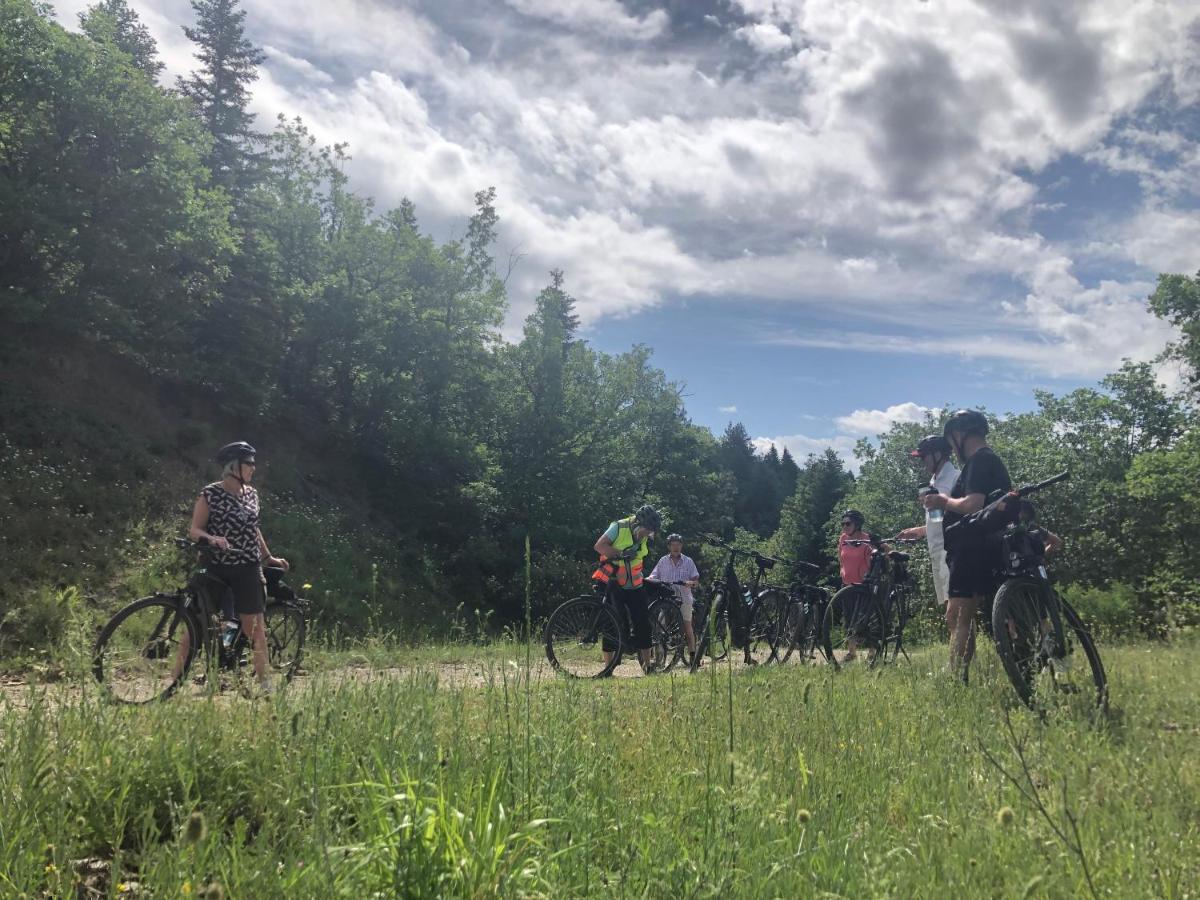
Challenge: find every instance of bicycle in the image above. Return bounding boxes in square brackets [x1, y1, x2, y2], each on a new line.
[689, 537, 789, 672]
[92, 538, 308, 703]
[543, 574, 683, 678]
[822, 535, 913, 667]
[643, 579, 695, 673]
[946, 471, 1107, 709]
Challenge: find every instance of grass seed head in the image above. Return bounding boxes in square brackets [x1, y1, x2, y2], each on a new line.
[797, 809, 812, 825]
[996, 806, 1015, 826]
[183, 811, 208, 845]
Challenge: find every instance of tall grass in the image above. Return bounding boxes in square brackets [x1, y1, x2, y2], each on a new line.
[0, 643, 1196, 897]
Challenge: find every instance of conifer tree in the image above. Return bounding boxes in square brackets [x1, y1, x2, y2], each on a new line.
[79, 0, 164, 77]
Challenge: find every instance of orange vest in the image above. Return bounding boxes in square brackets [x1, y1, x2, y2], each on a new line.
[591, 517, 649, 589]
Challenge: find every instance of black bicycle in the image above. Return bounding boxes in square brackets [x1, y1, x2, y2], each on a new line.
[822, 535, 914, 667]
[92, 538, 308, 703]
[543, 574, 683, 678]
[948, 471, 1107, 709]
[689, 537, 789, 672]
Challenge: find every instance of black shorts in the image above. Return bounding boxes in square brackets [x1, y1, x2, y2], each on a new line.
[946, 543, 1000, 600]
[207, 563, 266, 616]
[601, 584, 652, 652]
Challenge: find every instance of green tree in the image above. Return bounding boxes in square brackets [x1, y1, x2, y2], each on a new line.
[178, 0, 265, 192]
[771, 448, 854, 577]
[79, 0, 163, 77]
[1148, 270, 1200, 398]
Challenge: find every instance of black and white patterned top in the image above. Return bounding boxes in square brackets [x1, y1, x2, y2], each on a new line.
[200, 482, 262, 566]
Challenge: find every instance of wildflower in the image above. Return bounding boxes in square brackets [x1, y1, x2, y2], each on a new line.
[797, 809, 812, 824]
[183, 811, 208, 845]
[182, 882, 193, 896]
[996, 806, 1015, 826]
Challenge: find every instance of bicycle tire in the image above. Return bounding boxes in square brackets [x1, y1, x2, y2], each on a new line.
[1056, 597, 1108, 711]
[774, 597, 806, 664]
[747, 588, 788, 664]
[822, 585, 885, 667]
[992, 577, 1049, 706]
[93, 594, 199, 704]
[264, 602, 307, 682]
[648, 598, 686, 673]
[690, 593, 730, 672]
[544, 597, 623, 678]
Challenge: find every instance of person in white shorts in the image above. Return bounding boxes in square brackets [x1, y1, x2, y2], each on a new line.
[896, 435, 959, 606]
[649, 534, 701, 658]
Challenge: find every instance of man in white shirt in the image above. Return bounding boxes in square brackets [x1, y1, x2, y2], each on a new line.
[648, 533, 701, 658]
[896, 435, 960, 606]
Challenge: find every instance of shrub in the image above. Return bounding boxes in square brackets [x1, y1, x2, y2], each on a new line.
[1058, 582, 1137, 637]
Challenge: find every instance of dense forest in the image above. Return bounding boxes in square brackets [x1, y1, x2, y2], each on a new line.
[1, 0, 1197, 658]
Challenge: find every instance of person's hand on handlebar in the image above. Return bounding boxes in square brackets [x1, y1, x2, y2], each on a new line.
[205, 535, 230, 551]
[895, 526, 925, 541]
[267, 555, 290, 571]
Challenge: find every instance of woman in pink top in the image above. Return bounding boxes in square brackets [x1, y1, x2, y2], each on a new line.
[837, 509, 872, 660]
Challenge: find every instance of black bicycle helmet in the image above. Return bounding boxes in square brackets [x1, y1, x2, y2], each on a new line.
[942, 409, 989, 439]
[215, 441, 256, 465]
[666, 532, 683, 544]
[634, 504, 662, 533]
[842, 509, 865, 529]
[910, 434, 951, 459]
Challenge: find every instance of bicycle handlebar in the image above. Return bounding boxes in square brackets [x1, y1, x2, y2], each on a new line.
[944, 470, 1070, 536]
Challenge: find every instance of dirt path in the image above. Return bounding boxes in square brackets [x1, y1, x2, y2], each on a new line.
[0, 650, 841, 710]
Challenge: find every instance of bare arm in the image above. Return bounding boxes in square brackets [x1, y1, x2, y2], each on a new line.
[189, 495, 229, 550]
[1043, 530, 1064, 556]
[896, 525, 928, 540]
[924, 491, 986, 516]
[595, 534, 617, 558]
[258, 528, 289, 570]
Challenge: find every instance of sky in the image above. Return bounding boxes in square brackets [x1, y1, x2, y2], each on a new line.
[55, 0, 1200, 463]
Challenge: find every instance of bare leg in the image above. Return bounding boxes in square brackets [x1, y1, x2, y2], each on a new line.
[946, 596, 978, 677]
[683, 620, 697, 655]
[240, 612, 268, 684]
[172, 630, 191, 681]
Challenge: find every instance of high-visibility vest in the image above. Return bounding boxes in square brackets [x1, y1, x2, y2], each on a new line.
[591, 516, 649, 589]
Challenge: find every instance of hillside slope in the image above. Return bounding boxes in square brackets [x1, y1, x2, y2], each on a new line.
[0, 329, 418, 662]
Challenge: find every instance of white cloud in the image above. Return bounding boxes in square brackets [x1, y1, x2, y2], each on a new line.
[835, 402, 932, 436]
[718, 404, 738, 413]
[263, 45, 333, 84]
[736, 23, 792, 55]
[504, 0, 668, 39]
[753, 433, 862, 471]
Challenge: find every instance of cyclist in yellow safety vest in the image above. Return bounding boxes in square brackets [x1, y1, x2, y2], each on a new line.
[593, 504, 662, 672]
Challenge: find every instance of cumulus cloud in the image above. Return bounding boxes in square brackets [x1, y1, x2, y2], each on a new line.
[835, 402, 933, 436]
[53, 0, 1200, 377]
[718, 404, 738, 413]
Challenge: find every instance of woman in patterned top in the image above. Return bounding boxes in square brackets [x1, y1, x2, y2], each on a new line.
[188, 441, 289, 691]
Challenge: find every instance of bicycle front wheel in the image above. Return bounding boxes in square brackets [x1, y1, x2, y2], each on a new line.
[648, 599, 686, 673]
[774, 598, 805, 664]
[992, 577, 1051, 707]
[544, 597, 623, 678]
[822, 585, 884, 667]
[1056, 597, 1108, 711]
[93, 595, 198, 704]
[746, 589, 788, 665]
[264, 602, 307, 682]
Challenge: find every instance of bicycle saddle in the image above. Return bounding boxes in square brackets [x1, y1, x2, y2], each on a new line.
[888, 551, 910, 562]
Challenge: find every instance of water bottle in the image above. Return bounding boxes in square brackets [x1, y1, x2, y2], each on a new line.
[221, 620, 240, 649]
[921, 486, 943, 523]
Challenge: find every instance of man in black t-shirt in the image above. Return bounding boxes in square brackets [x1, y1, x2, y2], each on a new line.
[922, 410, 1012, 682]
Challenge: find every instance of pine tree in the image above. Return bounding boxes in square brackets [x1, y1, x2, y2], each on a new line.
[79, 0, 164, 77]
[178, 0, 264, 191]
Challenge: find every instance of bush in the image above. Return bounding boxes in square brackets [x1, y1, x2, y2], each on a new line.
[1058, 582, 1137, 637]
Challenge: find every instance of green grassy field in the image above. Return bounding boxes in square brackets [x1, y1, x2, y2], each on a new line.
[1, 642, 1197, 898]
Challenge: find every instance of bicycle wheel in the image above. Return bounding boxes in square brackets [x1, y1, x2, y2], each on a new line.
[648, 599, 686, 673]
[774, 598, 805, 664]
[1055, 598, 1108, 711]
[992, 577, 1052, 706]
[822, 585, 884, 667]
[690, 594, 729, 671]
[874, 585, 907, 666]
[264, 602, 306, 682]
[544, 597, 623, 678]
[802, 590, 829, 664]
[93, 595, 198, 704]
[746, 588, 788, 664]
